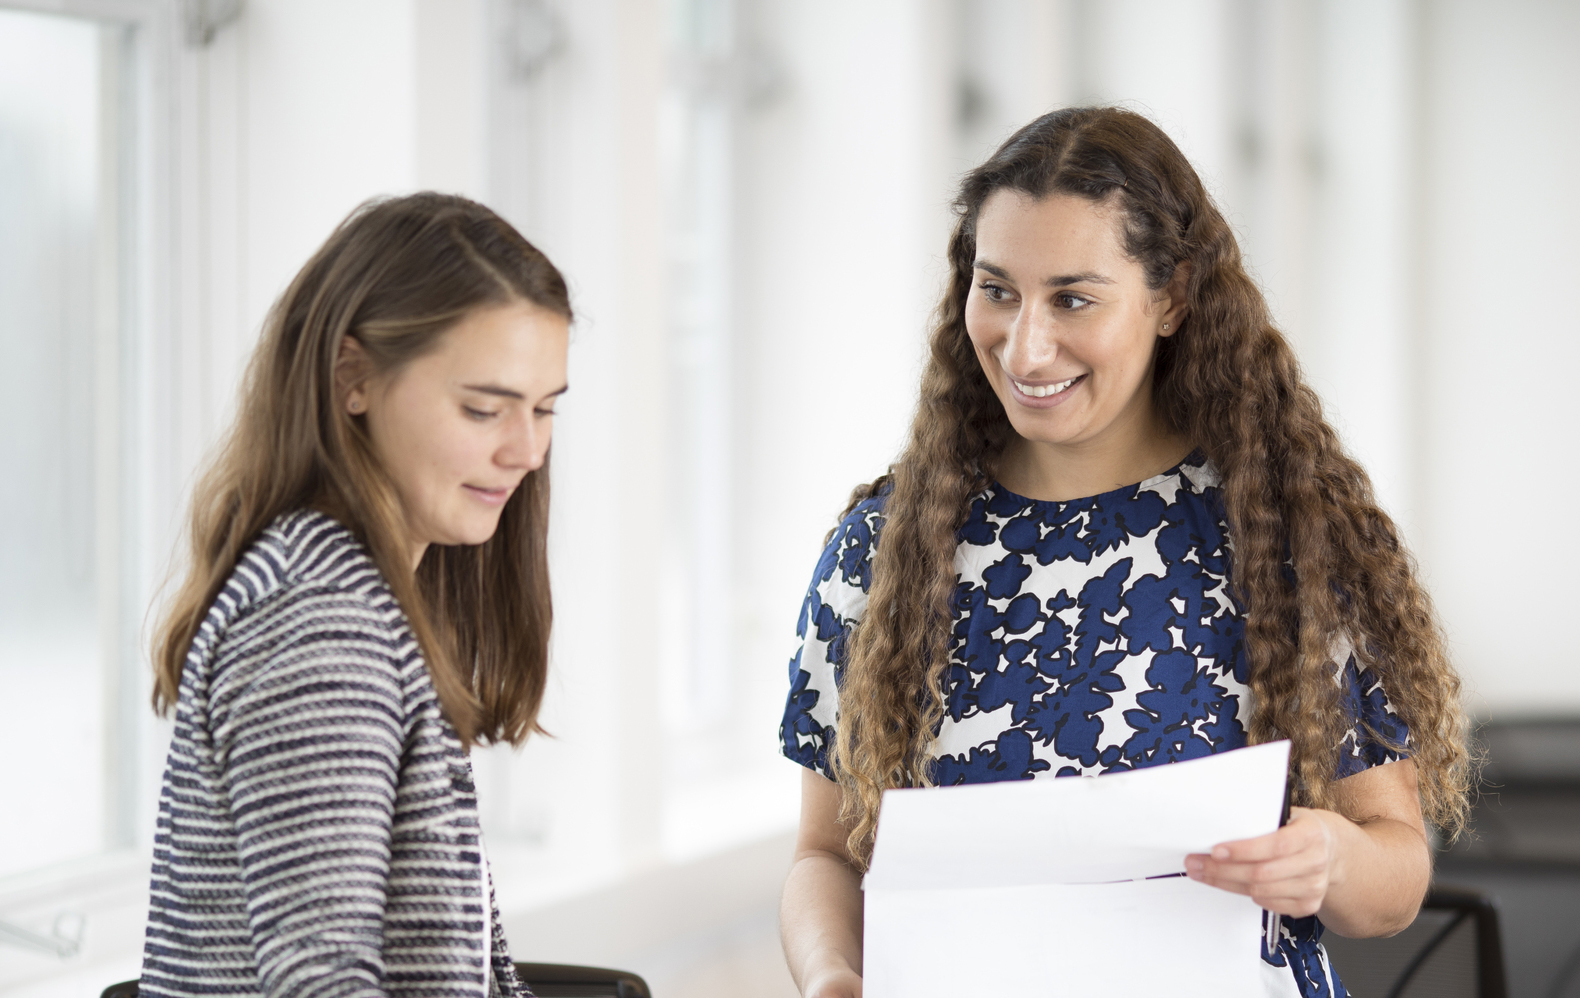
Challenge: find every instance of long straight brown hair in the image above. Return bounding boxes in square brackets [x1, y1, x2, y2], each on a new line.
[831, 107, 1469, 864]
[152, 192, 570, 747]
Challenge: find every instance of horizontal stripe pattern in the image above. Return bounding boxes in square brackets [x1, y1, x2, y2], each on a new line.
[141, 510, 526, 998]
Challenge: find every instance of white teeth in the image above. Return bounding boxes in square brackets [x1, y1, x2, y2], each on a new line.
[1014, 376, 1079, 398]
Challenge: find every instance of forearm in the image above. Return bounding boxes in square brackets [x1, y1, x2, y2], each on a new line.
[780, 850, 864, 992]
[1316, 812, 1431, 938]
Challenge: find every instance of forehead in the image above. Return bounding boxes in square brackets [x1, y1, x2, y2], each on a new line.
[431, 302, 568, 381]
[973, 189, 1130, 272]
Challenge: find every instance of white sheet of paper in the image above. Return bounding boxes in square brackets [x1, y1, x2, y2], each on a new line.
[865, 876, 1265, 997]
[862, 741, 1290, 998]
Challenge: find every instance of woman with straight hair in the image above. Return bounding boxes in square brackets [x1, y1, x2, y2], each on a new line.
[778, 107, 1469, 997]
[141, 192, 570, 998]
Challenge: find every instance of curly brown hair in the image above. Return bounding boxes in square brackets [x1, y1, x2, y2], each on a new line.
[829, 106, 1469, 866]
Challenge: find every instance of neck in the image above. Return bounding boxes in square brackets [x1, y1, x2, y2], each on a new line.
[996, 400, 1192, 503]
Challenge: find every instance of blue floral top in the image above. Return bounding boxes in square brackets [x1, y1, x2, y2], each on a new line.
[779, 452, 1409, 998]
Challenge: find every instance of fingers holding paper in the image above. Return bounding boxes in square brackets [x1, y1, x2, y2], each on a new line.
[1183, 807, 1342, 918]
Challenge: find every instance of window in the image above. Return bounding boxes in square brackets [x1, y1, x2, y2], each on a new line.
[659, 0, 737, 757]
[0, 5, 132, 883]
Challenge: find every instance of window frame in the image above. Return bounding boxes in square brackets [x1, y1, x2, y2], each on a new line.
[0, 0, 184, 981]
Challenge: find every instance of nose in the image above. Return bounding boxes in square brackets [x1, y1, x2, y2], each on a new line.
[497, 410, 550, 473]
[999, 298, 1061, 377]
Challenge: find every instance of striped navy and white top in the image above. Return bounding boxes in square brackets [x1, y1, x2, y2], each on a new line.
[141, 510, 528, 998]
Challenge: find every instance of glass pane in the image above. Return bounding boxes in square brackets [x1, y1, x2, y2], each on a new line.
[0, 8, 107, 878]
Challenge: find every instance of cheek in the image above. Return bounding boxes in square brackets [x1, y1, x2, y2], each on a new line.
[373, 412, 434, 491]
[963, 302, 1010, 382]
[424, 423, 492, 482]
[372, 397, 467, 495]
[963, 297, 999, 351]
[1082, 321, 1155, 381]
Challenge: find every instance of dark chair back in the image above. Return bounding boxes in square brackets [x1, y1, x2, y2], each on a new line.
[1322, 885, 1508, 998]
[514, 962, 651, 998]
[103, 964, 652, 998]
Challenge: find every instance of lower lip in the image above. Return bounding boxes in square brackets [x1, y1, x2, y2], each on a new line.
[463, 485, 512, 506]
[1007, 375, 1085, 409]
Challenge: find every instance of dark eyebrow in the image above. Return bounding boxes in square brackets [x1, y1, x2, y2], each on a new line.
[460, 383, 570, 400]
[973, 259, 1116, 288]
[461, 383, 525, 400]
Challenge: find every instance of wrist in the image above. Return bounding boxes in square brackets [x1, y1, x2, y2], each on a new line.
[802, 941, 865, 985]
[804, 948, 859, 980]
[802, 955, 862, 998]
[1314, 807, 1354, 893]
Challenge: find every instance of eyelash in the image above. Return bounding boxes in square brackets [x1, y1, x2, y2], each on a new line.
[467, 405, 558, 421]
[978, 283, 1091, 310]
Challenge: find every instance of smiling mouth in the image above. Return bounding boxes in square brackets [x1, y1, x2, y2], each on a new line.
[1011, 374, 1084, 398]
[463, 484, 515, 504]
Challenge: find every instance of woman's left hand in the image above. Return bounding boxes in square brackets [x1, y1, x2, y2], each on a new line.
[1184, 806, 1343, 919]
[1186, 762, 1431, 938]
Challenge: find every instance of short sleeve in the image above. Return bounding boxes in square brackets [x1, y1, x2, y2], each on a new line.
[1334, 646, 1411, 780]
[779, 496, 886, 780]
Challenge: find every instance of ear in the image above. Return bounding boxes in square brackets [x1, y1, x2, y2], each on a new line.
[1158, 260, 1193, 338]
[335, 335, 374, 415]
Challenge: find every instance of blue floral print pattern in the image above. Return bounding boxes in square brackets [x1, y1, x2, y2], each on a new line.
[779, 453, 1409, 998]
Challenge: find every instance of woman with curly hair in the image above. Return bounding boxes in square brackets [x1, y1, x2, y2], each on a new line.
[778, 107, 1468, 998]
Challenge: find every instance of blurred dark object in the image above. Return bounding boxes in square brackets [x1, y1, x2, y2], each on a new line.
[1445, 718, 1580, 866]
[1324, 884, 1507, 998]
[1435, 717, 1580, 998]
[101, 963, 652, 998]
[515, 962, 651, 998]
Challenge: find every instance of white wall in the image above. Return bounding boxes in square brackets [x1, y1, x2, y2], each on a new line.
[732, 0, 956, 794]
[1080, 0, 1240, 206]
[1303, 0, 1414, 521]
[1414, 0, 1580, 715]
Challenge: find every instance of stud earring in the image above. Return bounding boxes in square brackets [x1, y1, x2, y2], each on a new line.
[1163, 323, 1170, 331]
[348, 399, 364, 414]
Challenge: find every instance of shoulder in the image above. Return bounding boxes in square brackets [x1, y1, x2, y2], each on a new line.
[811, 491, 888, 597]
[221, 509, 396, 625]
[793, 489, 888, 651]
[192, 510, 414, 701]
[1152, 452, 1233, 562]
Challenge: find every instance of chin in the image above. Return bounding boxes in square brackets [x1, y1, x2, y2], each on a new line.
[433, 513, 506, 549]
[1008, 414, 1076, 447]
